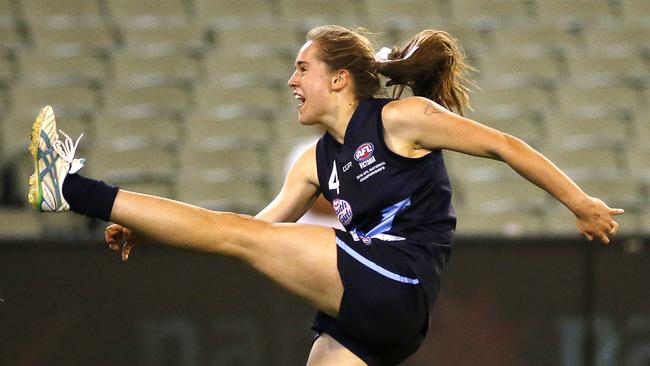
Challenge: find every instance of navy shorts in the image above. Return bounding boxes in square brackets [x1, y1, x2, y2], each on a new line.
[311, 229, 431, 365]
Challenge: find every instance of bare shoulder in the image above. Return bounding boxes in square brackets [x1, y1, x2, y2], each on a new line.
[383, 96, 445, 125]
[382, 97, 446, 143]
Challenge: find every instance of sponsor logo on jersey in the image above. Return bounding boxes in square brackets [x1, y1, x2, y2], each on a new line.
[342, 161, 353, 172]
[359, 156, 376, 169]
[354, 142, 374, 162]
[350, 231, 372, 245]
[333, 198, 353, 226]
[354, 142, 377, 168]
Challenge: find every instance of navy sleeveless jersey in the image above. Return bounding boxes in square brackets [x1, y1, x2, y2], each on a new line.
[315, 98, 456, 306]
[316, 98, 456, 246]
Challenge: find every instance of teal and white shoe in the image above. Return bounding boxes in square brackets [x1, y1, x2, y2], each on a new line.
[28, 105, 86, 212]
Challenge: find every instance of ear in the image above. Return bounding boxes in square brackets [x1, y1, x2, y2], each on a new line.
[330, 69, 350, 91]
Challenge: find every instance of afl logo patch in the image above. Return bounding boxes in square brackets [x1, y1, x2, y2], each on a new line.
[332, 198, 353, 226]
[354, 142, 374, 162]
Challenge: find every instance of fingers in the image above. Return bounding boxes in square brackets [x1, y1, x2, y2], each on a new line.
[105, 224, 124, 246]
[584, 231, 610, 245]
[122, 242, 133, 262]
[578, 198, 623, 245]
[106, 227, 123, 251]
[585, 220, 619, 245]
[109, 240, 133, 261]
[601, 218, 620, 244]
[597, 233, 610, 245]
[609, 221, 619, 236]
[105, 224, 135, 261]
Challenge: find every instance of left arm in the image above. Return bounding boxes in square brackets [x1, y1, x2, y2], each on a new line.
[382, 97, 624, 243]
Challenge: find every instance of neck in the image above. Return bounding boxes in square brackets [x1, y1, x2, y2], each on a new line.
[323, 98, 359, 144]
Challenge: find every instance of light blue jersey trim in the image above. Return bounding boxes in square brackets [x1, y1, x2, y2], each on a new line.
[336, 237, 419, 285]
[354, 197, 411, 238]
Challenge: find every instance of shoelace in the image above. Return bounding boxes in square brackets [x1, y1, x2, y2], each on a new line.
[53, 129, 86, 174]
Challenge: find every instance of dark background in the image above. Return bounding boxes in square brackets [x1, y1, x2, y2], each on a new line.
[1, 236, 647, 366]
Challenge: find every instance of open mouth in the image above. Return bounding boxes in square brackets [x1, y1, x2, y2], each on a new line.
[293, 93, 305, 108]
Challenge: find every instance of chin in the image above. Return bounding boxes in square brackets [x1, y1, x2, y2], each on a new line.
[297, 113, 314, 125]
[299, 118, 319, 126]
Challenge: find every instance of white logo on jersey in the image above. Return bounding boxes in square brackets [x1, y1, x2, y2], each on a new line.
[350, 231, 372, 245]
[332, 198, 353, 225]
[354, 142, 374, 162]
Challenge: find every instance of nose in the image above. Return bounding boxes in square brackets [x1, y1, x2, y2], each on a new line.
[287, 70, 299, 88]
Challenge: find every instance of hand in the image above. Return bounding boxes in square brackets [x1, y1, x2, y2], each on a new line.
[105, 224, 135, 261]
[575, 197, 624, 244]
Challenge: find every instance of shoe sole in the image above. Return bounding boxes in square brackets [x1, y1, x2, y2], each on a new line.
[27, 105, 53, 210]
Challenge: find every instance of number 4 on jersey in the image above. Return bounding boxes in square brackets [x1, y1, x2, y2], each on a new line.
[328, 161, 340, 194]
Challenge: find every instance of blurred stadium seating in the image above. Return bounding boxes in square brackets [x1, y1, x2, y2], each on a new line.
[0, 0, 647, 237]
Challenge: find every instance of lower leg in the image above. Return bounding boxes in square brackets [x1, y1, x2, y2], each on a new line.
[110, 189, 257, 256]
[63, 179, 343, 316]
[62, 174, 256, 255]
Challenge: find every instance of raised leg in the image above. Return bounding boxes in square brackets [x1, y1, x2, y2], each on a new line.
[111, 190, 344, 316]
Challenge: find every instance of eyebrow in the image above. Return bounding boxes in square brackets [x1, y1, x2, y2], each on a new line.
[295, 61, 308, 67]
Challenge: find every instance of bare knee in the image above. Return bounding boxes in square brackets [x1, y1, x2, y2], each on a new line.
[207, 212, 274, 258]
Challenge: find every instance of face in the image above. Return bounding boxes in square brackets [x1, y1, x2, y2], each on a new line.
[287, 41, 336, 125]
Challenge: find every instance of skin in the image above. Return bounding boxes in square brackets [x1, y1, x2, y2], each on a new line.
[105, 40, 623, 365]
[381, 97, 622, 242]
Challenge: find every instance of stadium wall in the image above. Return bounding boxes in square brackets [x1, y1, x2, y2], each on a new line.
[1, 236, 647, 366]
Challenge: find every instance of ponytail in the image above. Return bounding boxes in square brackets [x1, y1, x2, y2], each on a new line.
[376, 30, 476, 116]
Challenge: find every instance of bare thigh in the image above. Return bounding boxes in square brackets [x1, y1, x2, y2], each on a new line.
[111, 191, 344, 316]
[232, 221, 343, 317]
[307, 334, 367, 366]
